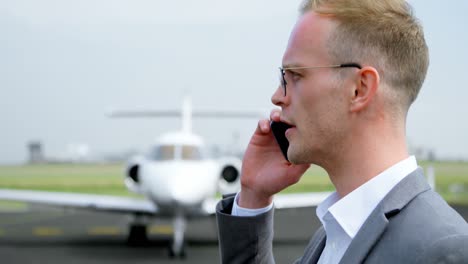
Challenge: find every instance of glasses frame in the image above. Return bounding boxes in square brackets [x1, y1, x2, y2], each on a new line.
[279, 63, 362, 96]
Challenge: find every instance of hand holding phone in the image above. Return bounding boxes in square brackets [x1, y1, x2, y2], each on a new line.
[270, 121, 292, 162]
[238, 119, 309, 208]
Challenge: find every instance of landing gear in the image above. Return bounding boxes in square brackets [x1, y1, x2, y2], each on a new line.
[168, 242, 186, 259]
[126, 213, 188, 258]
[168, 214, 187, 258]
[127, 224, 149, 246]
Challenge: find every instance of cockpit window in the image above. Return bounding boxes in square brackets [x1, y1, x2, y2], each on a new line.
[149, 145, 203, 160]
[182, 145, 202, 160]
[150, 145, 175, 160]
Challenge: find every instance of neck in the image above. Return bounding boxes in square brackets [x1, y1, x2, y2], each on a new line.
[321, 122, 409, 198]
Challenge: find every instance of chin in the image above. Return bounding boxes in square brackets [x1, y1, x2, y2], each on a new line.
[287, 147, 307, 164]
[289, 141, 319, 164]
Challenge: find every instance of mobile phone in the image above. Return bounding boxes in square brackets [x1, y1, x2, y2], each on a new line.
[270, 121, 292, 162]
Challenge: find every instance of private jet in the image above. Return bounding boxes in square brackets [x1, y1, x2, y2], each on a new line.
[0, 96, 331, 258]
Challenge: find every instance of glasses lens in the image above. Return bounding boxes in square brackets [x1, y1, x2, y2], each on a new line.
[279, 68, 286, 96]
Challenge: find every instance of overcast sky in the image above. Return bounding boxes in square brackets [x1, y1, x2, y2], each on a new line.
[1, 0, 468, 164]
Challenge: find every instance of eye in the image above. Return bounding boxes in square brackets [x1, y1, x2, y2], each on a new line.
[292, 71, 302, 78]
[286, 70, 302, 81]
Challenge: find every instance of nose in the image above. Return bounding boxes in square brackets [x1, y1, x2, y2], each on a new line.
[271, 85, 287, 106]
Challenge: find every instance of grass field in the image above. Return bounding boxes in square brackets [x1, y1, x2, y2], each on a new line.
[0, 161, 467, 204]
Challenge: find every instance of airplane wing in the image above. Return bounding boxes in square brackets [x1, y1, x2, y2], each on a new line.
[201, 191, 331, 215]
[0, 189, 157, 215]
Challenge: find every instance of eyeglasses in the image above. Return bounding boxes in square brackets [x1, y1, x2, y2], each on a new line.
[279, 63, 362, 96]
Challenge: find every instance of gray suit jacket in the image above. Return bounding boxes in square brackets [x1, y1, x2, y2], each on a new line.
[216, 169, 468, 263]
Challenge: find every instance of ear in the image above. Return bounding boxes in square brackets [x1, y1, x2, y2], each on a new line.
[350, 66, 380, 112]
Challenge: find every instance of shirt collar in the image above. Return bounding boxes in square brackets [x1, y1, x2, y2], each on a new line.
[316, 156, 418, 238]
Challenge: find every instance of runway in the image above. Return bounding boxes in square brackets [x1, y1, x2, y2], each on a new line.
[1, 204, 466, 263]
[0, 204, 323, 263]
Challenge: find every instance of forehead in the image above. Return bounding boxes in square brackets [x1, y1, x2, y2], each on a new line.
[283, 11, 338, 66]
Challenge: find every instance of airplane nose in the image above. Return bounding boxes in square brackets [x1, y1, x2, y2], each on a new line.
[170, 179, 205, 205]
[145, 162, 218, 208]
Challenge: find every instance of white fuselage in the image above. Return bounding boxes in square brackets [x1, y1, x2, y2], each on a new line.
[139, 159, 219, 213]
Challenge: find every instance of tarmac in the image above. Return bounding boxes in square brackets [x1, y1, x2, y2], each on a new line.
[0, 204, 466, 263]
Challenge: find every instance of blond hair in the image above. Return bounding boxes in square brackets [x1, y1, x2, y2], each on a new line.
[301, 0, 429, 113]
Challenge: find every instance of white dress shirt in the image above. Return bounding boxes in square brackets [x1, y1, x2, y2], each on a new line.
[232, 156, 418, 264]
[232, 192, 274, 216]
[317, 156, 417, 263]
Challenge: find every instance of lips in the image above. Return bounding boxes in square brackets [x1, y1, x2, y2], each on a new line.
[285, 126, 295, 138]
[279, 120, 295, 138]
[279, 116, 291, 124]
[280, 119, 295, 128]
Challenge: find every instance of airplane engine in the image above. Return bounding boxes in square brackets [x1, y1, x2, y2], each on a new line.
[124, 156, 144, 194]
[217, 157, 242, 195]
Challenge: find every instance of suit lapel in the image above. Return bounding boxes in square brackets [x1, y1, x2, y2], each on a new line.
[339, 168, 430, 264]
[339, 206, 388, 263]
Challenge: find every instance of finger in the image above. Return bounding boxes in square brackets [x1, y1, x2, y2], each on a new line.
[270, 108, 281, 122]
[258, 119, 271, 133]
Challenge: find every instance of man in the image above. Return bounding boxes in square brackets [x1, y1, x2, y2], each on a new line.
[216, 0, 468, 263]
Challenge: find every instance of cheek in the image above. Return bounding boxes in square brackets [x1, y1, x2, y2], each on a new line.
[293, 92, 316, 125]
[293, 94, 324, 141]
[297, 87, 345, 135]
[292, 75, 345, 126]
[317, 94, 349, 145]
